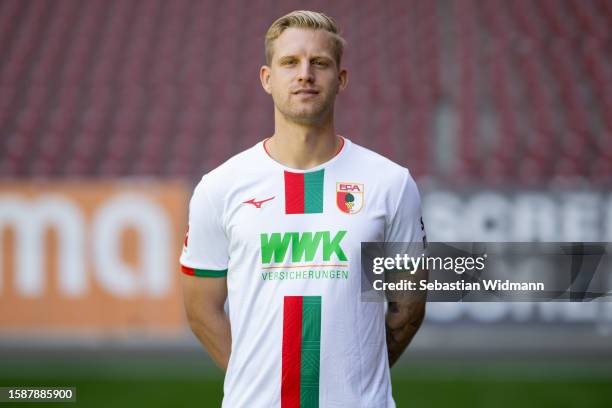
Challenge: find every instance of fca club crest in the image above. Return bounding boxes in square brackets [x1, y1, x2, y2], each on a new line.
[336, 182, 364, 214]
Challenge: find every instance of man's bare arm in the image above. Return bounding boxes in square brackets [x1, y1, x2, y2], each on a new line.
[181, 274, 231, 371]
[385, 268, 427, 367]
[386, 297, 425, 367]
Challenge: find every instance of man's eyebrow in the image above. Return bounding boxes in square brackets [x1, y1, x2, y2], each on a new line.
[277, 55, 298, 62]
[277, 55, 333, 62]
[311, 56, 333, 62]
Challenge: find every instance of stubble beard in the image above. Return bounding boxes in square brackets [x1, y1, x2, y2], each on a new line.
[275, 89, 337, 126]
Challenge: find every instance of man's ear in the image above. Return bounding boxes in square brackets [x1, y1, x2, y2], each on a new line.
[260, 65, 272, 95]
[337, 68, 348, 94]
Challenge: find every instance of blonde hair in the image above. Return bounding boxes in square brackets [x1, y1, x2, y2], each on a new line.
[265, 10, 346, 66]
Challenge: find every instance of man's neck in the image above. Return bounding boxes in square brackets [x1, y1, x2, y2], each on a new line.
[267, 111, 341, 170]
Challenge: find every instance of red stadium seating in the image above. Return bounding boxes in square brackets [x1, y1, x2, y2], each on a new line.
[0, 0, 609, 185]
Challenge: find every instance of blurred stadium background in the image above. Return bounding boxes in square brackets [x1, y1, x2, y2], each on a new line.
[0, 0, 611, 406]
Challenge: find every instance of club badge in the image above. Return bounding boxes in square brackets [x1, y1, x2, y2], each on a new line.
[336, 182, 364, 214]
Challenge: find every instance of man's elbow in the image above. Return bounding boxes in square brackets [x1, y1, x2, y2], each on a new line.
[184, 301, 225, 331]
[185, 309, 207, 331]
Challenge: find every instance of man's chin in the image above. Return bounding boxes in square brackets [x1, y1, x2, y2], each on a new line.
[288, 113, 326, 126]
[282, 107, 331, 126]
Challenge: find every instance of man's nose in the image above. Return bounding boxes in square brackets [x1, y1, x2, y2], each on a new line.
[297, 62, 314, 83]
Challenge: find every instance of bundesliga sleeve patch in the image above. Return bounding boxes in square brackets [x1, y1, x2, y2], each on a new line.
[181, 226, 189, 255]
[336, 182, 363, 214]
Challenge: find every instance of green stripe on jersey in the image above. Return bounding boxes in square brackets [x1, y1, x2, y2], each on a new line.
[300, 296, 321, 408]
[193, 268, 228, 277]
[304, 170, 324, 214]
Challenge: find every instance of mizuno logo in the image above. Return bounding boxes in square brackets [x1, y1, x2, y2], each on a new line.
[243, 196, 275, 208]
[260, 230, 348, 263]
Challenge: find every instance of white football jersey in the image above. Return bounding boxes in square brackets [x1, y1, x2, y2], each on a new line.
[180, 137, 425, 408]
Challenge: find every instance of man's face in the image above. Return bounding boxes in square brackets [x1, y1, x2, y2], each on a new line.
[260, 28, 348, 126]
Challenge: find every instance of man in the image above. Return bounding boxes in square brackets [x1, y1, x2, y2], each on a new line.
[181, 10, 426, 407]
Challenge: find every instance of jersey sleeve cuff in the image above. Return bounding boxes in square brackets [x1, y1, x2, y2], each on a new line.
[180, 264, 228, 277]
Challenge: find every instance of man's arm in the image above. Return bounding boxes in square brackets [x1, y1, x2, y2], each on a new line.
[385, 268, 427, 367]
[385, 296, 425, 367]
[181, 274, 231, 371]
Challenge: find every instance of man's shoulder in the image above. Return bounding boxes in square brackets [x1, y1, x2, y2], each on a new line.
[193, 142, 264, 197]
[210, 142, 263, 176]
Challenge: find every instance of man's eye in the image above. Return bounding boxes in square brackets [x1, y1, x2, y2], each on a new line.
[282, 60, 297, 65]
[313, 60, 328, 66]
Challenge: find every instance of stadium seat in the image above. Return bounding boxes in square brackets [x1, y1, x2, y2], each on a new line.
[0, 0, 608, 186]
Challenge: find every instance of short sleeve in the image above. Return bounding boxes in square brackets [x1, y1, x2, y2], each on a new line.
[385, 169, 427, 252]
[179, 177, 229, 277]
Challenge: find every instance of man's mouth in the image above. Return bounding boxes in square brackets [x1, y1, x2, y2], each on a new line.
[293, 89, 319, 95]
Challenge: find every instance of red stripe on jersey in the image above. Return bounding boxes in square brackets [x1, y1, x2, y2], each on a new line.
[281, 296, 303, 408]
[180, 265, 195, 276]
[284, 171, 305, 214]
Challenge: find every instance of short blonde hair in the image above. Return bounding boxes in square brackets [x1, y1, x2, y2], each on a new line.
[265, 10, 346, 67]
